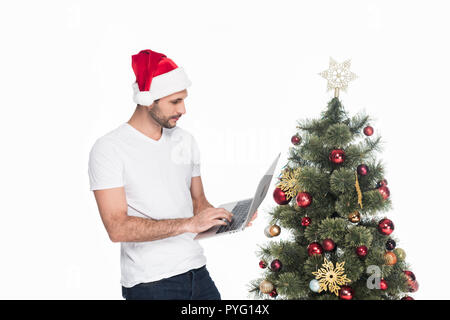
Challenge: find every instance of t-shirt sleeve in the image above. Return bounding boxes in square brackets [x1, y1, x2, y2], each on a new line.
[191, 135, 201, 177]
[88, 138, 124, 191]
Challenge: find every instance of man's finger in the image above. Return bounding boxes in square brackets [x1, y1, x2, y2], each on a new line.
[218, 208, 233, 218]
[219, 208, 233, 215]
[215, 219, 228, 226]
[211, 210, 232, 222]
[209, 220, 227, 229]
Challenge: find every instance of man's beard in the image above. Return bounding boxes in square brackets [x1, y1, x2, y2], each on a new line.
[149, 105, 176, 129]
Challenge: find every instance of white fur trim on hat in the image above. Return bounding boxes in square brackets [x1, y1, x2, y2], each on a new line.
[132, 67, 192, 106]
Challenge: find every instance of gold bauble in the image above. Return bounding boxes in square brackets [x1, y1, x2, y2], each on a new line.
[384, 251, 397, 266]
[348, 211, 361, 223]
[264, 226, 273, 238]
[259, 280, 274, 294]
[394, 248, 406, 261]
[269, 225, 281, 237]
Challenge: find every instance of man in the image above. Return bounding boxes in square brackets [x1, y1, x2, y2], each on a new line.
[88, 49, 257, 300]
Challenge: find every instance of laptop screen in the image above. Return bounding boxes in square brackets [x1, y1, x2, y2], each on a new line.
[244, 153, 280, 225]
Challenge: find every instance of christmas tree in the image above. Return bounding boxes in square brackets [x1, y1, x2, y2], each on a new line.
[249, 58, 418, 300]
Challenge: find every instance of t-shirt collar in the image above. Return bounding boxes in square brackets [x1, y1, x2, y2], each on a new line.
[123, 122, 166, 144]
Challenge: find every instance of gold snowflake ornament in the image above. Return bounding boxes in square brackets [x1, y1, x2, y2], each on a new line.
[319, 57, 357, 97]
[276, 167, 302, 200]
[312, 258, 351, 296]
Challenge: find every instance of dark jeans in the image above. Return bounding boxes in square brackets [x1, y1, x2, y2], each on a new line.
[121, 265, 221, 300]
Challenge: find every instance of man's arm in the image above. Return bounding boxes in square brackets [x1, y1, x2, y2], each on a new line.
[93, 186, 232, 243]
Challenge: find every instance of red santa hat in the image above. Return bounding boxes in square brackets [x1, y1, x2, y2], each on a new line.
[131, 49, 192, 106]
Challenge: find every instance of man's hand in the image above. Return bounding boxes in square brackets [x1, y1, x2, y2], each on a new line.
[186, 207, 233, 233]
[247, 210, 258, 227]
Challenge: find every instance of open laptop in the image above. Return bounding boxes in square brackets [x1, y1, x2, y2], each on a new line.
[195, 153, 281, 240]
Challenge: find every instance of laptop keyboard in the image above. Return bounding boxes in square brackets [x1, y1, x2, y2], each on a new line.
[216, 198, 253, 234]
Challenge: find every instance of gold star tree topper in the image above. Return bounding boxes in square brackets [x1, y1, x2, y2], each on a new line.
[319, 58, 357, 98]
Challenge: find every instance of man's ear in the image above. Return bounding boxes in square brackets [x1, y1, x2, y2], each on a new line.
[148, 100, 158, 110]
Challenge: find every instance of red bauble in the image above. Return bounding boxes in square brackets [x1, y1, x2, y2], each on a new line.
[378, 186, 390, 200]
[269, 288, 278, 298]
[378, 218, 394, 235]
[401, 296, 415, 300]
[296, 192, 312, 208]
[403, 270, 416, 282]
[329, 149, 346, 164]
[355, 245, 368, 257]
[404, 270, 418, 292]
[385, 239, 396, 251]
[270, 259, 282, 272]
[301, 216, 312, 227]
[363, 126, 374, 136]
[339, 286, 354, 300]
[379, 279, 388, 291]
[322, 238, 336, 252]
[259, 260, 267, 269]
[273, 187, 291, 205]
[291, 135, 301, 145]
[408, 280, 419, 293]
[307, 242, 323, 256]
[376, 179, 388, 188]
[357, 164, 369, 176]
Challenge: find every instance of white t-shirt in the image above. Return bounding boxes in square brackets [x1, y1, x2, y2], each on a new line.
[88, 122, 207, 288]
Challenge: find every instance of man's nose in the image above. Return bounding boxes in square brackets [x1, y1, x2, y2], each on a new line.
[177, 102, 186, 115]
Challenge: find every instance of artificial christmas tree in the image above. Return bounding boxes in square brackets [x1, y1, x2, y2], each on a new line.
[249, 58, 417, 300]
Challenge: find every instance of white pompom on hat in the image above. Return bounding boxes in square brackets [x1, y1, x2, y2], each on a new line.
[131, 49, 192, 106]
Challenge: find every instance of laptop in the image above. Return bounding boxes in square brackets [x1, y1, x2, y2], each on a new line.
[195, 153, 281, 240]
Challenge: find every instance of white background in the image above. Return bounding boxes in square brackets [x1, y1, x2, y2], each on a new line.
[0, 0, 448, 299]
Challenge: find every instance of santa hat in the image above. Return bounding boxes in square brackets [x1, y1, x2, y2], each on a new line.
[131, 49, 192, 106]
